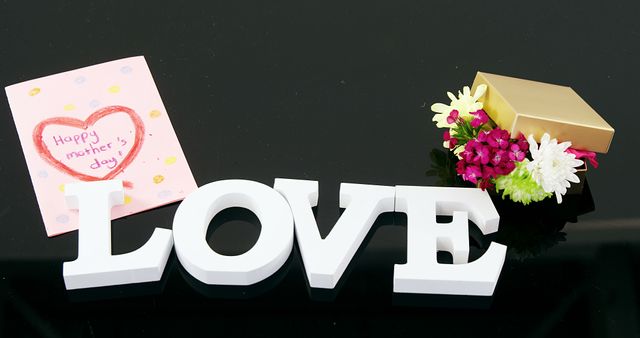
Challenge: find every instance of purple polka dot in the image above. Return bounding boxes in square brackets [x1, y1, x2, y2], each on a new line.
[74, 76, 86, 84]
[89, 99, 100, 108]
[157, 190, 172, 199]
[120, 66, 132, 74]
[37, 170, 48, 178]
[56, 215, 69, 224]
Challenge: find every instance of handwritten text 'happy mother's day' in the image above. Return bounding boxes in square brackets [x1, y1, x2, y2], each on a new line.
[51, 130, 128, 170]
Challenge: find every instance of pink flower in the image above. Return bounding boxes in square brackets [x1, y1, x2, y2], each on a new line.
[473, 145, 491, 165]
[494, 161, 516, 175]
[448, 138, 458, 148]
[469, 110, 489, 128]
[477, 130, 490, 143]
[490, 149, 507, 166]
[456, 160, 466, 176]
[452, 126, 527, 190]
[443, 130, 458, 149]
[461, 141, 477, 162]
[516, 133, 529, 152]
[482, 166, 495, 180]
[447, 110, 460, 124]
[478, 179, 494, 190]
[488, 129, 510, 149]
[508, 143, 525, 162]
[463, 165, 482, 184]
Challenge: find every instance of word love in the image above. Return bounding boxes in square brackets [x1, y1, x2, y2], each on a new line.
[62, 179, 507, 296]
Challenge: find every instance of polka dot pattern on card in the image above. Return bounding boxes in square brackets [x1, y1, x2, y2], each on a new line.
[149, 110, 161, 118]
[164, 156, 176, 165]
[157, 190, 172, 199]
[7, 57, 199, 236]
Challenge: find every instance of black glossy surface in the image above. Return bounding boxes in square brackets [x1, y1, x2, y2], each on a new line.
[1, 1, 639, 337]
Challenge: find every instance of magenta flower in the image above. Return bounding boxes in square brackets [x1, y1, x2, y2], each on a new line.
[446, 110, 460, 124]
[469, 110, 489, 128]
[461, 140, 477, 162]
[477, 130, 490, 143]
[443, 130, 458, 149]
[473, 145, 491, 165]
[516, 133, 529, 152]
[508, 143, 525, 161]
[478, 179, 494, 190]
[451, 126, 526, 191]
[463, 165, 482, 184]
[487, 129, 510, 149]
[449, 138, 458, 148]
[494, 161, 516, 175]
[482, 165, 495, 180]
[456, 160, 466, 176]
[490, 149, 507, 166]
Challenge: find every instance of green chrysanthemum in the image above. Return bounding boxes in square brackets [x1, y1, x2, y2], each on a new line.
[495, 160, 552, 205]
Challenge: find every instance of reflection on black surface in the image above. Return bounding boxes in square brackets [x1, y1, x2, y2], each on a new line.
[306, 212, 398, 302]
[0, 171, 629, 337]
[177, 206, 291, 299]
[493, 180, 595, 259]
[427, 148, 597, 259]
[177, 248, 292, 300]
[392, 293, 493, 310]
[65, 253, 175, 303]
[0, 154, 615, 337]
[183, 209, 403, 302]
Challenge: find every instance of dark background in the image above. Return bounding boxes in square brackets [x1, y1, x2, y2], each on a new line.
[1, 1, 639, 337]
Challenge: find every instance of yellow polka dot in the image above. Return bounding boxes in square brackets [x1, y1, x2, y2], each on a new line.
[58, 184, 65, 192]
[63, 104, 76, 111]
[29, 88, 41, 96]
[164, 156, 177, 165]
[124, 195, 132, 205]
[153, 175, 165, 184]
[149, 110, 161, 118]
[108, 85, 120, 93]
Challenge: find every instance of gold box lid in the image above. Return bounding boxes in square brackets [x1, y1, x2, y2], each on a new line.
[471, 72, 614, 153]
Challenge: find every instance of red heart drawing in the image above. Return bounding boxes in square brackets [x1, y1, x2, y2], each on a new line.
[33, 105, 145, 188]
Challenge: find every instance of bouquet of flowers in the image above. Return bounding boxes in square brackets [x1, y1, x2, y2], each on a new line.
[430, 84, 599, 205]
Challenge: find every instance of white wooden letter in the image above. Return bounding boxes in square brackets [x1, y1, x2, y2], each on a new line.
[63, 180, 174, 290]
[173, 179, 294, 285]
[274, 178, 395, 289]
[394, 186, 506, 296]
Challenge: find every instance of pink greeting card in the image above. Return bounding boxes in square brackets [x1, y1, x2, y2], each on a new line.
[5, 56, 198, 237]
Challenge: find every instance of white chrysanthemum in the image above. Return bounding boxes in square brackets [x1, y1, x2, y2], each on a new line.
[431, 84, 487, 128]
[526, 133, 583, 204]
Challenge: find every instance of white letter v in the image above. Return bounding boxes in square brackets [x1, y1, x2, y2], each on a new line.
[274, 178, 395, 289]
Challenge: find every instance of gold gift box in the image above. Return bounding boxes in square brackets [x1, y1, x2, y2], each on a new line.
[471, 72, 614, 153]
